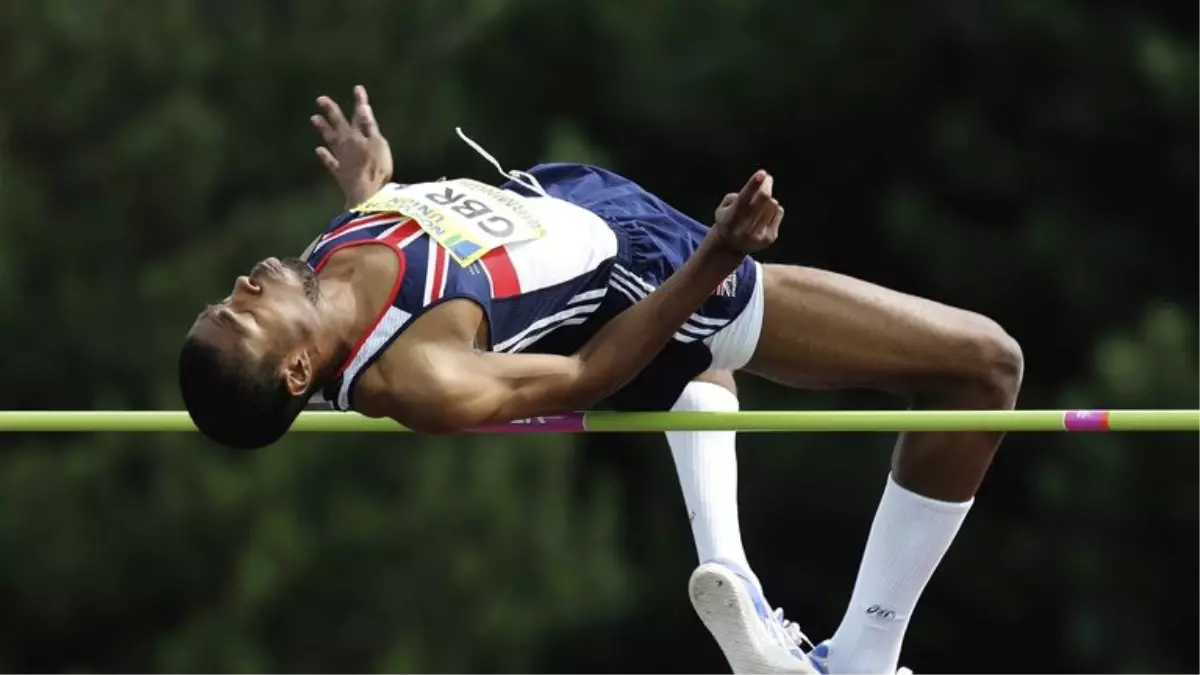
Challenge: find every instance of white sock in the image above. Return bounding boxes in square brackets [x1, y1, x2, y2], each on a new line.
[828, 474, 973, 674]
[667, 381, 760, 590]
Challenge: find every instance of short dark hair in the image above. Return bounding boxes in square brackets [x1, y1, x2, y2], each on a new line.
[178, 334, 304, 449]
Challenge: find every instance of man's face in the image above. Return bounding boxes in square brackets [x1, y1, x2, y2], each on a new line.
[189, 257, 323, 366]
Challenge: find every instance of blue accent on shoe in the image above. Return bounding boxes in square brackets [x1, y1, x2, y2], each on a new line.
[705, 557, 769, 619]
[808, 641, 831, 674]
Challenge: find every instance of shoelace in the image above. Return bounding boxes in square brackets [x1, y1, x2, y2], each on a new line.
[764, 606, 815, 654]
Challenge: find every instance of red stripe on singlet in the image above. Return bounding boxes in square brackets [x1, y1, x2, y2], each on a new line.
[314, 218, 422, 378]
[479, 246, 520, 298]
[321, 212, 401, 243]
[429, 242, 448, 302]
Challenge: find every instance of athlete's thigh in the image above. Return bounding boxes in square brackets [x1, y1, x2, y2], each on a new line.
[743, 264, 1017, 395]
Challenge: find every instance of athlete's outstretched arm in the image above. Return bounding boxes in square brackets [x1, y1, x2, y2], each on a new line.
[403, 171, 784, 433]
[310, 85, 394, 208]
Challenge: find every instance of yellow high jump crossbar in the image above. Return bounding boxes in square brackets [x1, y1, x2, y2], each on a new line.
[0, 409, 1195, 433]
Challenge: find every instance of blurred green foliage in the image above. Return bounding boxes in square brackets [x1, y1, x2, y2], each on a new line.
[0, 0, 1195, 672]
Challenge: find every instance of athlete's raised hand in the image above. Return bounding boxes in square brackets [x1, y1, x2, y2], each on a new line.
[712, 170, 782, 254]
[311, 85, 393, 208]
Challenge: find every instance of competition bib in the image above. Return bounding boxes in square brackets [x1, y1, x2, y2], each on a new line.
[352, 179, 547, 266]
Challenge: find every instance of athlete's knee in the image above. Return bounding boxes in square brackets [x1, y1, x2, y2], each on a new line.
[949, 314, 1024, 408]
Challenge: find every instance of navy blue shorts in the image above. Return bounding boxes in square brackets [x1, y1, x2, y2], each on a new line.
[505, 163, 761, 411]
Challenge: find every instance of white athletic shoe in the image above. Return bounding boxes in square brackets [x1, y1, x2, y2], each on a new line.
[688, 559, 818, 674]
[807, 640, 913, 675]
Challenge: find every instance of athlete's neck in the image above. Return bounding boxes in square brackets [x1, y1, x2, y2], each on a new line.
[309, 272, 363, 386]
[312, 246, 404, 382]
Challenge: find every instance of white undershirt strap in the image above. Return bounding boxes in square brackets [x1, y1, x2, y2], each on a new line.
[335, 306, 414, 410]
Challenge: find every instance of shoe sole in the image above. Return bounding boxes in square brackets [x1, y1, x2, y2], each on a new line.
[688, 563, 815, 674]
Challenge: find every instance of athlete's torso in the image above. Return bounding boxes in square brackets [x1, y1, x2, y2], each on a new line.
[304, 178, 619, 412]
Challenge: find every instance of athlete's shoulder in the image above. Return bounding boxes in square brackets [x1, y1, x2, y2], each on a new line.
[297, 208, 362, 263]
[353, 328, 483, 434]
[322, 209, 358, 236]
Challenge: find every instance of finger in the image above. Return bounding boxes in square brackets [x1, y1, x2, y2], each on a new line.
[769, 204, 784, 234]
[749, 196, 780, 232]
[315, 147, 339, 173]
[750, 173, 775, 208]
[733, 172, 772, 225]
[750, 206, 782, 248]
[352, 85, 380, 137]
[317, 95, 351, 131]
[735, 170, 767, 207]
[311, 115, 337, 144]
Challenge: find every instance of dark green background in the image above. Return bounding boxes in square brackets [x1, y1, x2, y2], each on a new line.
[0, 0, 1195, 672]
